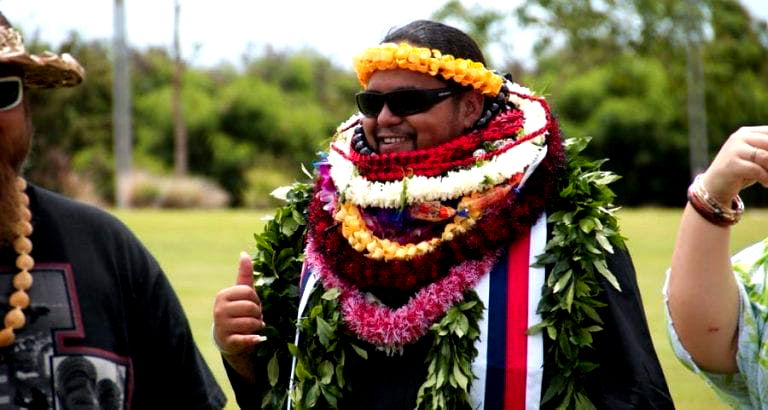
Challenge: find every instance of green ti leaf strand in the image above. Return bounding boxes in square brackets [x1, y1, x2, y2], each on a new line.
[290, 287, 351, 409]
[415, 291, 485, 410]
[251, 180, 314, 410]
[533, 135, 626, 410]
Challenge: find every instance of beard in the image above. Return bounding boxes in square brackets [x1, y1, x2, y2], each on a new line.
[0, 116, 32, 247]
[0, 162, 22, 246]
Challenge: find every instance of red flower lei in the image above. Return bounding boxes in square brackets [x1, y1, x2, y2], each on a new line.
[334, 109, 526, 181]
[307, 113, 565, 291]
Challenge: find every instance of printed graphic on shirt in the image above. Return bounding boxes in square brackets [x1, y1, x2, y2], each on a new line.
[52, 355, 126, 410]
[0, 264, 130, 410]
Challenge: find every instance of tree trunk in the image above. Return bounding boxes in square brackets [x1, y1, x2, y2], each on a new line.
[112, 0, 133, 207]
[172, 0, 188, 176]
[685, 0, 708, 179]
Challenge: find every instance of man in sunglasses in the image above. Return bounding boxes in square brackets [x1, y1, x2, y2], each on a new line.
[0, 12, 225, 409]
[216, 20, 673, 409]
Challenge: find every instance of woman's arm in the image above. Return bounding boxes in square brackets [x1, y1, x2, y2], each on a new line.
[668, 126, 768, 373]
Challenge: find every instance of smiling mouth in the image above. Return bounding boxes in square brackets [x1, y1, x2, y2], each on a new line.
[376, 135, 415, 154]
[380, 136, 410, 144]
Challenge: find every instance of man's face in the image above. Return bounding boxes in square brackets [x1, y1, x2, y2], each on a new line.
[0, 67, 30, 172]
[0, 66, 32, 246]
[361, 69, 482, 154]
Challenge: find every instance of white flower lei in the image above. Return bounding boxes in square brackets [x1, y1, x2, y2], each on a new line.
[328, 82, 551, 209]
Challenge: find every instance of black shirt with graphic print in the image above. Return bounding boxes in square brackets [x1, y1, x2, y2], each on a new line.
[0, 185, 225, 410]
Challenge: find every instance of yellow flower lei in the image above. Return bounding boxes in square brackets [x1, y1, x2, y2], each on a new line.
[335, 201, 475, 261]
[335, 184, 512, 261]
[353, 42, 504, 96]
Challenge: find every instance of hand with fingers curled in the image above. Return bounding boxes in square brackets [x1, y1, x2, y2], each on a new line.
[699, 126, 768, 207]
[213, 252, 266, 382]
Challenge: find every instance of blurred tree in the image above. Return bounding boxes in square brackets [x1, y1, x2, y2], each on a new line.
[21, 1, 768, 207]
[25, 32, 357, 206]
[512, 0, 768, 205]
[113, 0, 133, 208]
[702, 0, 768, 205]
[26, 32, 115, 200]
[172, 0, 188, 176]
[432, 0, 507, 67]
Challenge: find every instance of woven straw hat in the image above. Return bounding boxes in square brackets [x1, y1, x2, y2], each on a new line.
[0, 12, 84, 88]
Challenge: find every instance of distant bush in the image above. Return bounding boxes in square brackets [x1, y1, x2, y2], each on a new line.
[242, 165, 295, 208]
[125, 172, 163, 207]
[125, 171, 230, 208]
[26, 147, 106, 206]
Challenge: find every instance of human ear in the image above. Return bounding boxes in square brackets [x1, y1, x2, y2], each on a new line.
[460, 90, 484, 129]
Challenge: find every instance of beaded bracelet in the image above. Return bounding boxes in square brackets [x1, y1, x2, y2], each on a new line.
[687, 174, 744, 226]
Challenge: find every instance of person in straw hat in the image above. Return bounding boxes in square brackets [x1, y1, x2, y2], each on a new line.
[0, 11, 225, 409]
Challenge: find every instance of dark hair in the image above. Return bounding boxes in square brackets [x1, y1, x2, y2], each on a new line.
[0, 12, 12, 30]
[382, 20, 504, 128]
[382, 20, 486, 65]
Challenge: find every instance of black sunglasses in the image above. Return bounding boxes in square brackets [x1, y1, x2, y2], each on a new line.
[355, 87, 457, 118]
[0, 76, 23, 112]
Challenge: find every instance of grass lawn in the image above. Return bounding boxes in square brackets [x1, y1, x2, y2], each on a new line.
[112, 207, 768, 409]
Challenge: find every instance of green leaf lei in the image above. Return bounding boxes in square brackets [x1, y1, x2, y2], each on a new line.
[289, 287, 358, 409]
[250, 135, 625, 410]
[415, 292, 484, 410]
[249, 180, 313, 409]
[532, 135, 626, 409]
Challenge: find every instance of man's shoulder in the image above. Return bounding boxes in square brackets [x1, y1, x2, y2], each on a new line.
[29, 184, 163, 279]
[30, 184, 132, 237]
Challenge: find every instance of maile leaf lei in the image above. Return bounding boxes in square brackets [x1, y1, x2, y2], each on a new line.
[248, 179, 313, 409]
[531, 135, 625, 410]
[415, 291, 484, 410]
[289, 285, 484, 410]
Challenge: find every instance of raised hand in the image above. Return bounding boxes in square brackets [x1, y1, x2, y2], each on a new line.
[701, 126, 768, 205]
[213, 252, 266, 358]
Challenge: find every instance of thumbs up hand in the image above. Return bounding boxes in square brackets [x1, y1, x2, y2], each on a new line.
[213, 252, 267, 358]
[235, 251, 255, 286]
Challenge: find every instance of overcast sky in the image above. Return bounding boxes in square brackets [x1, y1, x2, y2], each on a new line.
[2, 0, 767, 70]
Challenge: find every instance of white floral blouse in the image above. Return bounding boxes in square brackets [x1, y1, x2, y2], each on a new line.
[665, 239, 768, 409]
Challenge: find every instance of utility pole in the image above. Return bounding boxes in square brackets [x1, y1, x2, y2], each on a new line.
[172, 0, 188, 175]
[685, 0, 708, 179]
[113, 0, 133, 207]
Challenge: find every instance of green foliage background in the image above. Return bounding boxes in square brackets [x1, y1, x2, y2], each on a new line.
[513, 0, 768, 206]
[18, 0, 768, 207]
[12, 0, 768, 408]
[24, 39, 357, 205]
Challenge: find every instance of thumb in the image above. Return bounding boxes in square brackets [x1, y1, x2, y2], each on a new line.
[235, 251, 254, 286]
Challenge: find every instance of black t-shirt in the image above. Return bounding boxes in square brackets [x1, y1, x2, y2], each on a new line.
[0, 184, 226, 409]
[227, 229, 674, 409]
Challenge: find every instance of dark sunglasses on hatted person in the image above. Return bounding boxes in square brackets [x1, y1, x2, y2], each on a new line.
[356, 87, 458, 118]
[0, 77, 23, 112]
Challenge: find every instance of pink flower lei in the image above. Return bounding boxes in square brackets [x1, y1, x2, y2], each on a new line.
[306, 237, 499, 348]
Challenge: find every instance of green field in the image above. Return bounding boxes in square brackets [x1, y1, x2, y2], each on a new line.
[112, 207, 768, 409]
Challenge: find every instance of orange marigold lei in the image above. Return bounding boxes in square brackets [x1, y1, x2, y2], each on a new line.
[335, 184, 514, 261]
[353, 42, 504, 96]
